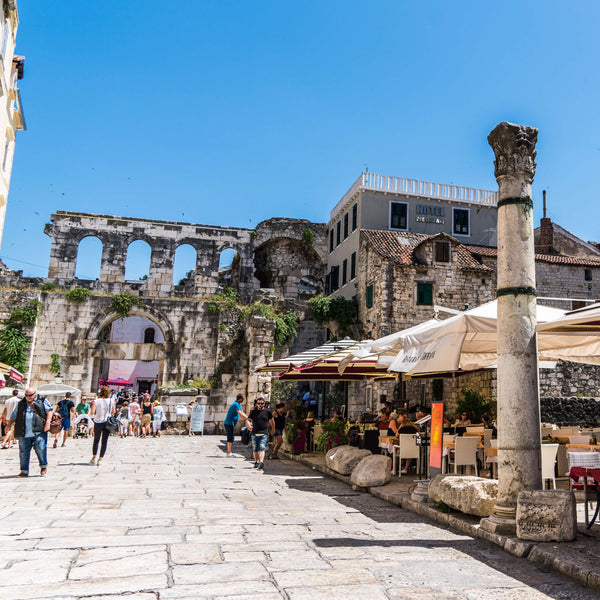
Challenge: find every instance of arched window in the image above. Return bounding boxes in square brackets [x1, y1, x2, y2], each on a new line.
[218, 248, 240, 288]
[75, 236, 103, 280]
[173, 244, 197, 285]
[124, 240, 151, 282]
[144, 327, 155, 343]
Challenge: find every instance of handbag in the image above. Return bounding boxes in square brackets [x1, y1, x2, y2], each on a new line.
[49, 412, 62, 435]
[105, 416, 120, 434]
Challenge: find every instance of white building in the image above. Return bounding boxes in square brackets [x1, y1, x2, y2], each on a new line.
[0, 0, 24, 250]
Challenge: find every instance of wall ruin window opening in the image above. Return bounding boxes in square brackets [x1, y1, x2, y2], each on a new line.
[75, 236, 103, 280]
[124, 240, 151, 282]
[218, 247, 240, 289]
[144, 327, 156, 343]
[434, 241, 451, 263]
[173, 244, 197, 285]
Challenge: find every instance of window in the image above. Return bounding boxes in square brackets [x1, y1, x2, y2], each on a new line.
[453, 208, 470, 236]
[417, 282, 433, 306]
[329, 229, 334, 253]
[344, 213, 349, 239]
[352, 204, 357, 231]
[342, 259, 347, 285]
[350, 252, 356, 280]
[330, 266, 339, 291]
[366, 284, 373, 308]
[585, 269, 593, 281]
[336, 221, 341, 246]
[144, 327, 156, 343]
[434, 241, 450, 263]
[390, 202, 408, 230]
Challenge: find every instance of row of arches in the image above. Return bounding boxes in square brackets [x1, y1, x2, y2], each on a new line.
[74, 236, 239, 285]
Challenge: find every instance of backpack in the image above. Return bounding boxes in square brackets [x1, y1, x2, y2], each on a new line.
[240, 427, 250, 445]
[57, 400, 71, 419]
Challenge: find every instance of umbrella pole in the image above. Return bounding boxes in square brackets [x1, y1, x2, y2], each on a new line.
[481, 122, 542, 536]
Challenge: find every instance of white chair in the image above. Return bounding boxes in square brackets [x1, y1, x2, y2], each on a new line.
[448, 436, 478, 476]
[466, 426, 484, 435]
[396, 433, 420, 478]
[541, 443, 558, 489]
[482, 429, 493, 452]
[569, 435, 592, 445]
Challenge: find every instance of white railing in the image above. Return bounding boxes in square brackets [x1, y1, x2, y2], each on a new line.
[331, 172, 498, 219]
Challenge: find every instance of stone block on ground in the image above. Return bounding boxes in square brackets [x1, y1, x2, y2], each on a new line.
[428, 475, 497, 517]
[325, 445, 372, 475]
[350, 455, 391, 488]
[516, 490, 577, 542]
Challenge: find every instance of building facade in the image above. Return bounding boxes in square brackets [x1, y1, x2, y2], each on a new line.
[0, 0, 24, 249]
[327, 172, 498, 299]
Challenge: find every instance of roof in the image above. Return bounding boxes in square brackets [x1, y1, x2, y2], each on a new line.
[468, 244, 600, 268]
[361, 230, 492, 271]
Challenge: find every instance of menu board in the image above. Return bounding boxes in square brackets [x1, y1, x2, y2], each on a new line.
[429, 402, 444, 477]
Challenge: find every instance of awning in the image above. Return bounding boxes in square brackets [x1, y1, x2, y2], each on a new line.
[0, 361, 24, 383]
[256, 338, 396, 381]
[100, 378, 134, 387]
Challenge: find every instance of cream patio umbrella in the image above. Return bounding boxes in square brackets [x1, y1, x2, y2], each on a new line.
[342, 300, 566, 376]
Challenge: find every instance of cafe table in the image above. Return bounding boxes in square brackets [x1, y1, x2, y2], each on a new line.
[569, 466, 600, 528]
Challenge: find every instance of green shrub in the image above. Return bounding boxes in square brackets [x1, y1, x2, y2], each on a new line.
[41, 282, 62, 292]
[65, 287, 92, 303]
[173, 377, 212, 390]
[206, 287, 240, 312]
[8, 302, 41, 327]
[456, 388, 492, 423]
[110, 293, 144, 319]
[307, 295, 357, 337]
[315, 419, 349, 453]
[50, 353, 60, 374]
[0, 326, 29, 371]
[301, 228, 315, 248]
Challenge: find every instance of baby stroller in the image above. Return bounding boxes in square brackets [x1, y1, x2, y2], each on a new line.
[73, 414, 93, 438]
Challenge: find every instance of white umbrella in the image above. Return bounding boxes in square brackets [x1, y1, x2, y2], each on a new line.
[345, 300, 566, 375]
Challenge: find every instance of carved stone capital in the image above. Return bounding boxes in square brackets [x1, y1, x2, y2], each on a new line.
[488, 122, 538, 183]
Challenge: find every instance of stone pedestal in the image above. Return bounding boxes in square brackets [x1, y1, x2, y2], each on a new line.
[516, 490, 577, 542]
[481, 122, 541, 536]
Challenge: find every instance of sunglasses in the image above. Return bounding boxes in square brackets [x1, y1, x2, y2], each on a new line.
[25, 393, 35, 397]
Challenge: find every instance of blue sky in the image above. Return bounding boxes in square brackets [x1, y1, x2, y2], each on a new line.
[3, 1, 599, 278]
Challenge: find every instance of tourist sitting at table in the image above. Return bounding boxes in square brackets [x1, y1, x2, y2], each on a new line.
[387, 412, 399, 436]
[398, 411, 418, 474]
[330, 409, 344, 422]
[472, 413, 497, 437]
[455, 412, 471, 436]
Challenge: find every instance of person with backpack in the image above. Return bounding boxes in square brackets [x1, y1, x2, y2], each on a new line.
[53, 392, 75, 448]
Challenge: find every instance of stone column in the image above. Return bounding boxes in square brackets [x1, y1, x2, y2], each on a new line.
[481, 122, 541, 535]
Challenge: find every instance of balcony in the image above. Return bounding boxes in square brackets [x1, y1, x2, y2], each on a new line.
[331, 172, 498, 219]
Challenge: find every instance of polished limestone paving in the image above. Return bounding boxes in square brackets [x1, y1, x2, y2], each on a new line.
[0, 435, 597, 600]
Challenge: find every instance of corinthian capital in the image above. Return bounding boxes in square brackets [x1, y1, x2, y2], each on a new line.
[488, 122, 538, 183]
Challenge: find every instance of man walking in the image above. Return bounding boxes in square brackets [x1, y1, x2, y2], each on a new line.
[53, 392, 75, 448]
[7, 387, 53, 477]
[223, 393, 249, 457]
[1, 389, 21, 448]
[247, 397, 272, 470]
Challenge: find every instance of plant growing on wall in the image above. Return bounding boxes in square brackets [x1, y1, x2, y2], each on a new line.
[243, 302, 299, 347]
[307, 295, 357, 338]
[205, 287, 240, 313]
[110, 292, 144, 319]
[0, 302, 41, 372]
[301, 228, 315, 248]
[65, 287, 92, 303]
[41, 282, 62, 292]
[50, 353, 60, 374]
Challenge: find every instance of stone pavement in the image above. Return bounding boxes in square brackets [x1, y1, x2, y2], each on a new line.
[0, 435, 598, 600]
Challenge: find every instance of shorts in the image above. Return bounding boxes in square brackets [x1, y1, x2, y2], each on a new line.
[141, 414, 152, 425]
[274, 428, 283, 437]
[251, 433, 268, 452]
[60, 418, 71, 431]
[152, 420, 162, 433]
[224, 423, 235, 443]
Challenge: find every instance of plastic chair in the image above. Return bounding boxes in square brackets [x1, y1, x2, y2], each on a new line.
[396, 433, 420, 478]
[448, 435, 478, 476]
[482, 429, 493, 451]
[541, 443, 559, 489]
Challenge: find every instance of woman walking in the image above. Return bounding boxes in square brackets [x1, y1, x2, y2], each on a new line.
[140, 394, 153, 438]
[151, 400, 165, 437]
[90, 386, 114, 466]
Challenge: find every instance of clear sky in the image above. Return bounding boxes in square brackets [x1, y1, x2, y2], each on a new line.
[2, 1, 599, 278]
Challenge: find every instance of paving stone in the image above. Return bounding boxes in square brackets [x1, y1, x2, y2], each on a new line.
[169, 542, 221, 564]
[172, 561, 270, 584]
[285, 583, 389, 600]
[159, 580, 280, 598]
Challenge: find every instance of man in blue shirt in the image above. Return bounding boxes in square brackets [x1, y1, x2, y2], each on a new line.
[7, 387, 53, 477]
[223, 393, 249, 457]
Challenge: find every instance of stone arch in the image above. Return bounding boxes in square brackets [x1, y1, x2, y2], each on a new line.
[87, 304, 175, 344]
[173, 243, 198, 285]
[124, 239, 152, 282]
[217, 246, 241, 289]
[75, 235, 103, 280]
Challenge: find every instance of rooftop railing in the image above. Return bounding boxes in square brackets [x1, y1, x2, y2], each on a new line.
[331, 172, 498, 220]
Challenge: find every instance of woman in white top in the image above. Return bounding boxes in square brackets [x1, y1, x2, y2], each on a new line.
[90, 386, 114, 466]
